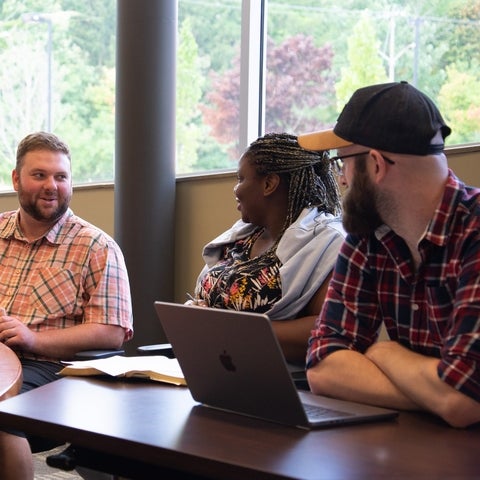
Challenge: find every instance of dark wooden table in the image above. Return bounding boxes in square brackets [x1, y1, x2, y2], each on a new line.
[0, 343, 22, 401]
[0, 376, 478, 479]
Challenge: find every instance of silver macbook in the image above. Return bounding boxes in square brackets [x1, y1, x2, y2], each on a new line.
[154, 301, 398, 429]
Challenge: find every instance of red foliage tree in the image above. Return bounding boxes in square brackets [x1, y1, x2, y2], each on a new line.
[201, 34, 335, 157]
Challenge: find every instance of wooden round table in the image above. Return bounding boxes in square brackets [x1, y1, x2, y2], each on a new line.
[0, 343, 22, 401]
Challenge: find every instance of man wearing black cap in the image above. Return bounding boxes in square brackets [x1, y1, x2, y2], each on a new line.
[300, 81, 480, 428]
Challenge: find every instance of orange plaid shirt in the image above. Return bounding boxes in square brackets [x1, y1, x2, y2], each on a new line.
[0, 209, 133, 361]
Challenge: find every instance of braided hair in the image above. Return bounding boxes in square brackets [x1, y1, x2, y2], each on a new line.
[244, 132, 341, 235]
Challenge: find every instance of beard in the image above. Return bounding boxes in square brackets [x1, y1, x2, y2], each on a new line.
[18, 186, 70, 225]
[342, 157, 384, 236]
[21, 200, 69, 224]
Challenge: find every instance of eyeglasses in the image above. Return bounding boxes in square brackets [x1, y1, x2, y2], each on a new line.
[329, 150, 395, 176]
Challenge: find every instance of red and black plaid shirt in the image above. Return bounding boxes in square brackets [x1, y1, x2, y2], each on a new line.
[307, 170, 480, 401]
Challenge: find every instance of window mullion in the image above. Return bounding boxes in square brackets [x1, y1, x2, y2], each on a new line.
[239, 0, 267, 153]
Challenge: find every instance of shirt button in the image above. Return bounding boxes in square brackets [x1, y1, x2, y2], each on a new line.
[412, 303, 419, 311]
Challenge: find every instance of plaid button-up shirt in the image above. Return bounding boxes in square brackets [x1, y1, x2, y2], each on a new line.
[0, 208, 133, 361]
[307, 170, 480, 401]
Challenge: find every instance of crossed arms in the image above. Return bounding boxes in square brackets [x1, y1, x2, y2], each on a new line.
[307, 340, 480, 428]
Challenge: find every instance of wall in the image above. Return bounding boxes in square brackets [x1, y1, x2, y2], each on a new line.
[0, 184, 116, 235]
[0, 145, 478, 343]
[174, 173, 239, 302]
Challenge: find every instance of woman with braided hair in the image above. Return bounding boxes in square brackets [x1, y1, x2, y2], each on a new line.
[190, 132, 345, 364]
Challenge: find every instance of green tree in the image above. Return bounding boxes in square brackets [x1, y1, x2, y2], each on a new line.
[441, 0, 480, 70]
[176, 18, 205, 174]
[335, 13, 388, 109]
[56, 0, 116, 181]
[0, 20, 54, 188]
[0, 0, 116, 186]
[60, 0, 116, 67]
[178, 0, 241, 74]
[56, 65, 115, 182]
[438, 66, 480, 145]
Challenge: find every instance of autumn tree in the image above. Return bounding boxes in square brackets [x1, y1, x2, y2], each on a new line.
[265, 35, 335, 134]
[201, 34, 336, 160]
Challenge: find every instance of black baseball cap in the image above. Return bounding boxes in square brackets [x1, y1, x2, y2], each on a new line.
[298, 81, 451, 155]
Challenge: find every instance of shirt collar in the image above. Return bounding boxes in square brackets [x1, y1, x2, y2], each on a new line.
[423, 170, 462, 247]
[0, 208, 72, 244]
[44, 209, 72, 244]
[374, 170, 461, 248]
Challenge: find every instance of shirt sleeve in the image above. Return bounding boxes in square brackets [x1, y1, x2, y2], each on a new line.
[436, 236, 480, 401]
[82, 236, 133, 341]
[306, 235, 383, 368]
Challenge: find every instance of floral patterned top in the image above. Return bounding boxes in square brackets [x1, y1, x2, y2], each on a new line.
[195, 228, 282, 313]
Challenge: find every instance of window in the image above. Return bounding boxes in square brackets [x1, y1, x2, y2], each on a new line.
[0, 0, 477, 189]
[177, 0, 243, 174]
[264, 1, 480, 146]
[0, 0, 116, 190]
[181, 0, 480, 174]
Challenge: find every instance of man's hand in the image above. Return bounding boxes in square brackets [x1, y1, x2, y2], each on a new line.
[0, 309, 125, 360]
[184, 297, 208, 307]
[366, 340, 480, 428]
[0, 309, 35, 351]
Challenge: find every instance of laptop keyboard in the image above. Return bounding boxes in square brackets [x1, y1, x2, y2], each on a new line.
[303, 403, 354, 420]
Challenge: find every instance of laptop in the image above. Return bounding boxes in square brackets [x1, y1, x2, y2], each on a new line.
[154, 301, 398, 429]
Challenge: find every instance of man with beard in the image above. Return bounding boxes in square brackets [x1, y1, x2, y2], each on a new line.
[298, 81, 480, 428]
[0, 132, 133, 479]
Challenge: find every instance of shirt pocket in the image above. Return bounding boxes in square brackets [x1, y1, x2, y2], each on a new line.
[29, 268, 80, 318]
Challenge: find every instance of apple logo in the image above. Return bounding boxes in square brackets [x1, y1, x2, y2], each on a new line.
[219, 350, 236, 372]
